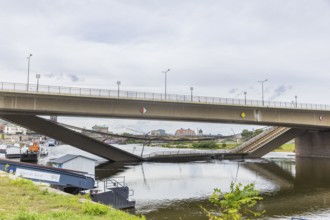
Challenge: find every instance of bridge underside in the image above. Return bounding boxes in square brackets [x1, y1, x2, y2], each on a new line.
[0, 114, 142, 162]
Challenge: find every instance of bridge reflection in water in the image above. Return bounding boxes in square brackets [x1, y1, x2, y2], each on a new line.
[95, 155, 330, 220]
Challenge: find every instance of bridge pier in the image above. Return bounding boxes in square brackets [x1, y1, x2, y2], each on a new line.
[296, 130, 330, 158]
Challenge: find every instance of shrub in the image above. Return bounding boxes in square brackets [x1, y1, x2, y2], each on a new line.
[204, 182, 265, 220]
[192, 141, 218, 149]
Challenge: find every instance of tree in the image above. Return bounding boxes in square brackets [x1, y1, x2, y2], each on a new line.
[241, 129, 264, 141]
[204, 182, 265, 220]
[253, 129, 263, 137]
[241, 129, 253, 140]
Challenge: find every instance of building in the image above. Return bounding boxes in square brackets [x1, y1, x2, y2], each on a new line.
[92, 125, 109, 133]
[150, 129, 166, 136]
[49, 154, 96, 176]
[3, 124, 27, 135]
[0, 124, 4, 133]
[175, 128, 196, 136]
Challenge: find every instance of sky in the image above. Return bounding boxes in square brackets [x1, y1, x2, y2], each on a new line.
[1, 0, 330, 135]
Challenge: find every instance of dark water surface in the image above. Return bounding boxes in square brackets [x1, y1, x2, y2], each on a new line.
[28, 145, 330, 219]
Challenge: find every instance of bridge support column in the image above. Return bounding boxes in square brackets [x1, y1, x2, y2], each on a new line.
[296, 131, 330, 158]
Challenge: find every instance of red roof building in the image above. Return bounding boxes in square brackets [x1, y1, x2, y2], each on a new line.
[175, 128, 196, 136]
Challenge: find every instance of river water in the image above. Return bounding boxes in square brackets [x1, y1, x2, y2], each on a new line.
[16, 144, 330, 219]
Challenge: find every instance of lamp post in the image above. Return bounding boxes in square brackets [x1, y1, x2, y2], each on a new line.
[36, 74, 40, 92]
[26, 54, 32, 91]
[190, 87, 194, 101]
[117, 81, 121, 98]
[258, 79, 268, 106]
[295, 95, 298, 108]
[244, 91, 247, 105]
[162, 69, 170, 100]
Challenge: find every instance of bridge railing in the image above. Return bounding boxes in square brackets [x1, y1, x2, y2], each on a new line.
[0, 81, 329, 111]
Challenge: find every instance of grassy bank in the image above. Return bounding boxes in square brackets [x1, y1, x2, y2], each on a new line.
[161, 141, 239, 150]
[0, 172, 144, 220]
[273, 143, 295, 152]
[161, 141, 295, 152]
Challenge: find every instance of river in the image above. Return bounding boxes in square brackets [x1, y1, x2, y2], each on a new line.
[14, 144, 330, 219]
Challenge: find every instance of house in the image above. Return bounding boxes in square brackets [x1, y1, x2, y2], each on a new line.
[92, 125, 109, 133]
[175, 128, 196, 136]
[0, 124, 4, 133]
[49, 154, 96, 176]
[150, 129, 166, 136]
[3, 124, 27, 135]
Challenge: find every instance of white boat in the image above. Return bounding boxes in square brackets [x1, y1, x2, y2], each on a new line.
[5, 145, 21, 158]
[0, 144, 7, 154]
[40, 146, 48, 156]
[47, 139, 57, 147]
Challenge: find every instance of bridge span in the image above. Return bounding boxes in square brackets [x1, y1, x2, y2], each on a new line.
[1, 82, 330, 159]
[0, 82, 330, 129]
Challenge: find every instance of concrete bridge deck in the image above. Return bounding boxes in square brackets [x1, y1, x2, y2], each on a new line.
[1, 82, 330, 159]
[1, 82, 330, 129]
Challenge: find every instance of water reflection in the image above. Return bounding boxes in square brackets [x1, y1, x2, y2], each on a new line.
[96, 156, 330, 219]
[32, 145, 330, 219]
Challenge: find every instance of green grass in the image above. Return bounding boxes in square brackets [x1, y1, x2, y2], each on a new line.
[273, 143, 295, 152]
[162, 141, 239, 150]
[0, 173, 145, 220]
[161, 141, 296, 153]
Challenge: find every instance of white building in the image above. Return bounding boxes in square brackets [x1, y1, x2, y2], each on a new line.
[49, 154, 96, 176]
[4, 124, 27, 135]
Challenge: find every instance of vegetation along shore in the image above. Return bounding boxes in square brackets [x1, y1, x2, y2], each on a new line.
[0, 171, 145, 220]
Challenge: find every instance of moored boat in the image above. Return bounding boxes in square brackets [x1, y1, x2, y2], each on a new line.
[5, 144, 21, 158]
[20, 152, 40, 162]
[20, 142, 40, 163]
[0, 144, 7, 154]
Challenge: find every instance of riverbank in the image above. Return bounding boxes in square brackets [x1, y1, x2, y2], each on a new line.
[272, 143, 295, 152]
[0, 171, 144, 220]
[160, 141, 295, 152]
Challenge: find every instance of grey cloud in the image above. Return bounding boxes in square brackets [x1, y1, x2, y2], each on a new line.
[229, 88, 239, 94]
[269, 85, 293, 101]
[68, 74, 80, 82]
[44, 73, 82, 82]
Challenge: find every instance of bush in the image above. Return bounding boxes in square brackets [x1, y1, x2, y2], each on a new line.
[192, 141, 218, 149]
[204, 182, 265, 220]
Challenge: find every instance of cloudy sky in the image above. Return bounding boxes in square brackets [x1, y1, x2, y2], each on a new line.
[1, 0, 330, 135]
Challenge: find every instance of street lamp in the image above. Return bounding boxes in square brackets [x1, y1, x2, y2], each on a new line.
[244, 91, 247, 105]
[258, 79, 268, 106]
[36, 74, 40, 92]
[162, 69, 170, 100]
[295, 95, 298, 108]
[26, 54, 32, 91]
[190, 87, 194, 101]
[117, 81, 121, 98]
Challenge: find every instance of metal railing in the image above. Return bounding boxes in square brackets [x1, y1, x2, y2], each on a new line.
[231, 126, 278, 153]
[105, 176, 126, 189]
[0, 81, 329, 111]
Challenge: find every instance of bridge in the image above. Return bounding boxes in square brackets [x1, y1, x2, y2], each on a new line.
[0, 82, 329, 161]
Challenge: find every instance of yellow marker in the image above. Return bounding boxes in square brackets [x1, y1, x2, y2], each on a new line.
[240, 112, 246, 118]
